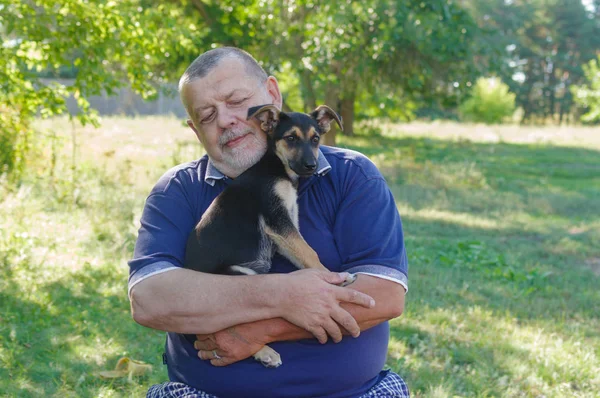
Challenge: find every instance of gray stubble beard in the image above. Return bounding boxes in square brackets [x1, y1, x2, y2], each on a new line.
[215, 127, 267, 177]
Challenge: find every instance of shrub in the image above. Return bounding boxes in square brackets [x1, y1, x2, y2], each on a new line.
[459, 77, 516, 124]
[572, 56, 600, 124]
[0, 105, 31, 179]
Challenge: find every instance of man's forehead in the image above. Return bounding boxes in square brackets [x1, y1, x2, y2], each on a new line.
[186, 73, 261, 109]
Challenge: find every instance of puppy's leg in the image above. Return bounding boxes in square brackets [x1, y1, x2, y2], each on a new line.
[263, 225, 356, 286]
[264, 226, 325, 270]
[253, 345, 282, 368]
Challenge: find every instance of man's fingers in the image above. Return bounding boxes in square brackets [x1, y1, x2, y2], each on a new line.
[322, 319, 343, 343]
[332, 308, 361, 338]
[195, 334, 211, 341]
[310, 326, 328, 344]
[210, 357, 233, 367]
[194, 339, 218, 351]
[336, 286, 375, 309]
[198, 349, 223, 361]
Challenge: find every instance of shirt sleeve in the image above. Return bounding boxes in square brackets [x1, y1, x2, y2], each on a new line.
[127, 174, 198, 296]
[333, 175, 408, 292]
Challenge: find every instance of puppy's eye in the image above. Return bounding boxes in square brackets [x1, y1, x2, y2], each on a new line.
[312, 136, 320, 143]
[286, 136, 296, 142]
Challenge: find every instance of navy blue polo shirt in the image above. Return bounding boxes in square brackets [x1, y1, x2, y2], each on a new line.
[129, 146, 408, 398]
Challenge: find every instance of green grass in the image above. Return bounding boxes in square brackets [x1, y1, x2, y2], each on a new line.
[1, 117, 599, 397]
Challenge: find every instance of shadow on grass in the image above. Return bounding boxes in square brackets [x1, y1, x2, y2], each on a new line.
[0, 263, 164, 397]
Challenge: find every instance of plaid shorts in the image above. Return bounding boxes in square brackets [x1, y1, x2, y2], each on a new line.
[146, 369, 409, 398]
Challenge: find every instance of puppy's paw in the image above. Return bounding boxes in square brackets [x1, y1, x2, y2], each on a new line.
[339, 273, 357, 287]
[253, 346, 282, 368]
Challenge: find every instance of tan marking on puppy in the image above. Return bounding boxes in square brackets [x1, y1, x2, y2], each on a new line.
[304, 126, 316, 140]
[306, 126, 320, 158]
[273, 180, 299, 229]
[286, 126, 303, 138]
[274, 140, 301, 182]
[264, 225, 326, 270]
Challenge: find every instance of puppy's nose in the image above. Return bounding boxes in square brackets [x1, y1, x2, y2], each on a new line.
[303, 162, 317, 171]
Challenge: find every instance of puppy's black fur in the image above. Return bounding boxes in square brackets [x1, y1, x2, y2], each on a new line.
[184, 105, 342, 277]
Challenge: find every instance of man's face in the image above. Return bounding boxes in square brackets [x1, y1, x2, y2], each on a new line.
[182, 57, 281, 178]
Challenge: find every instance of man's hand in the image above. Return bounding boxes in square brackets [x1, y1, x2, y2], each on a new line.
[195, 322, 268, 367]
[276, 269, 375, 344]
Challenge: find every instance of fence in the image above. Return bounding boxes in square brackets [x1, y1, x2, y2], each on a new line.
[41, 79, 188, 118]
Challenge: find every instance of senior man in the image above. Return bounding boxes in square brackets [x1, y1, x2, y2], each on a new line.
[128, 47, 409, 398]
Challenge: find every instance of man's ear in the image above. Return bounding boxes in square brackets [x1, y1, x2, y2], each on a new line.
[247, 104, 280, 134]
[310, 105, 343, 134]
[187, 119, 202, 141]
[265, 76, 283, 110]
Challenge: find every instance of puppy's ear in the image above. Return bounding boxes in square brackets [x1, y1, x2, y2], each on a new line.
[247, 104, 280, 134]
[310, 105, 343, 134]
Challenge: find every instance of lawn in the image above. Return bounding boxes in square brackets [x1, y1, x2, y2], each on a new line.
[1, 117, 599, 397]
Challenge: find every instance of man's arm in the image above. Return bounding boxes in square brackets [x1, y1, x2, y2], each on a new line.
[130, 268, 376, 337]
[194, 274, 405, 366]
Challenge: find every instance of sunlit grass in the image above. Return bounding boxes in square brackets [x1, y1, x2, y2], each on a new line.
[390, 306, 599, 396]
[1, 116, 599, 396]
[375, 120, 600, 150]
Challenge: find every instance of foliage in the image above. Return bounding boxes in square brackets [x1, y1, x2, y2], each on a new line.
[458, 77, 516, 124]
[572, 56, 600, 124]
[0, 105, 30, 177]
[158, 0, 487, 138]
[0, 0, 199, 177]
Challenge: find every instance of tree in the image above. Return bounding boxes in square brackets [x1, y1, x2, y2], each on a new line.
[0, 0, 198, 176]
[169, 0, 485, 144]
[464, 0, 600, 124]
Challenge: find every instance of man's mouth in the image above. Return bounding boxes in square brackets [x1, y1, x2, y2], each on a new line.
[225, 133, 251, 148]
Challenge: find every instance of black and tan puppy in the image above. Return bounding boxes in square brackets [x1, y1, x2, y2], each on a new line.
[184, 104, 351, 368]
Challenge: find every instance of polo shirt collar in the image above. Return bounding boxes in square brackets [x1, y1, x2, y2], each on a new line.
[203, 149, 331, 186]
[204, 159, 226, 186]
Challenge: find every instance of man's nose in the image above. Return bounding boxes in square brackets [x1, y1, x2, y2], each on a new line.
[216, 107, 239, 129]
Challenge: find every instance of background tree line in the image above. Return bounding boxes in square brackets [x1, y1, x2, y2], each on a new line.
[1, 0, 600, 173]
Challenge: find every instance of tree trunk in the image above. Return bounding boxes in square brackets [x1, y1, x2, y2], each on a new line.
[340, 90, 355, 136]
[298, 69, 317, 112]
[548, 88, 556, 123]
[281, 97, 293, 112]
[520, 83, 534, 124]
[321, 81, 340, 147]
[559, 104, 564, 124]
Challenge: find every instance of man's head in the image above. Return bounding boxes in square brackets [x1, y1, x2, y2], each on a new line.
[179, 47, 282, 178]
